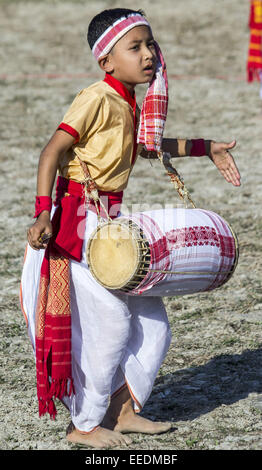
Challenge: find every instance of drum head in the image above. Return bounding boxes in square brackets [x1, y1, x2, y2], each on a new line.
[87, 221, 140, 289]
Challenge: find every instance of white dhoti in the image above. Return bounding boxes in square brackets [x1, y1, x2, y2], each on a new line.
[20, 209, 172, 432]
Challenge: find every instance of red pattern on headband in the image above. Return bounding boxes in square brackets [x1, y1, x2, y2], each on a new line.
[92, 15, 149, 60]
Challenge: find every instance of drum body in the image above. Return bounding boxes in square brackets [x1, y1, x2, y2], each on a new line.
[87, 208, 238, 297]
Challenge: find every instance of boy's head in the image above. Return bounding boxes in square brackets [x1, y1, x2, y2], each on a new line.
[87, 8, 168, 153]
[87, 8, 146, 51]
[87, 8, 156, 88]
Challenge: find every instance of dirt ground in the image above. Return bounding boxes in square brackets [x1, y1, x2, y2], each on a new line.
[0, 0, 262, 451]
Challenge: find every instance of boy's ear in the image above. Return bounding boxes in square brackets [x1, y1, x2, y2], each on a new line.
[98, 54, 114, 74]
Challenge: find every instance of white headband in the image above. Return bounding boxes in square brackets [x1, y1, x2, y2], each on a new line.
[92, 14, 150, 60]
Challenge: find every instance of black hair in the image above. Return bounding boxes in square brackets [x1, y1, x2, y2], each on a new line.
[87, 8, 145, 50]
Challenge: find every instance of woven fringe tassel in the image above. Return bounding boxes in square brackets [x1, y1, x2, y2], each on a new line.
[48, 399, 57, 420]
[38, 377, 75, 420]
[48, 377, 75, 398]
[38, 397, 56, 420]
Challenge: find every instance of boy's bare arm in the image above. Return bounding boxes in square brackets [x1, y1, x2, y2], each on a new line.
[140, 137, 241, 187]
[27, 130, 75, 250]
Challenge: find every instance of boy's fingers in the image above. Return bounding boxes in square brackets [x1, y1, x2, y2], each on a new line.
[38, 232, 52, 244]
[226, 139, 236, 149]
[27, 225, 52, 250]
[229, 160, 241, 184]
[223, 140, 236, 153]
[219, 159, 240, 185]
[27, 229, 33, 247]
[27, 229, 40, 250]
[225, 155, 240, 178]
[230, 164, 240, 179]
[223, 168, 240, 186]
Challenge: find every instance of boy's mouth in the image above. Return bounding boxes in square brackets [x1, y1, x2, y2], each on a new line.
[143, 64, 154, 73]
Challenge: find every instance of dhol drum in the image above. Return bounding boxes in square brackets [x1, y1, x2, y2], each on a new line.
[86, 208, 238, 296]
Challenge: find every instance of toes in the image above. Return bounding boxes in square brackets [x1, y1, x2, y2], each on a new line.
[122, 435, 132, 445]
[66, 426, 133, 448]
[164, 422, 172, 429]
[157, 421, 172, 433]
[113, 431, 132, 446]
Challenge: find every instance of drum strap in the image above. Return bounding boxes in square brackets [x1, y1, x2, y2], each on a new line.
[77, 157, 112, 222]
[157, 151, 196, 208]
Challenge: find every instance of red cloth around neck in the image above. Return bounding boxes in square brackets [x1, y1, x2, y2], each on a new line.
[103, 73, 138, 164]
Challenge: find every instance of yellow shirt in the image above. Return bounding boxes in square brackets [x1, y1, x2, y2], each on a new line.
[58, 75, 142, 192]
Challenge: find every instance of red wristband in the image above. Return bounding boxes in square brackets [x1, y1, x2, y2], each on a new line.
[34, 196, 52, 218]
[190, 139, 206, 157]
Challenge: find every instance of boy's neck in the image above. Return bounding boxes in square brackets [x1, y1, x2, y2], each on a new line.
[120, 81, 135, 97]
[104, 73, 136, 103]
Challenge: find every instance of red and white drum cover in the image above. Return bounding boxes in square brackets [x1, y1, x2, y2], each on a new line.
[122, 208, 238, 296]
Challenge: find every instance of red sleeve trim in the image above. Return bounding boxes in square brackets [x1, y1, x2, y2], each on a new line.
[57, 122, 80, 143]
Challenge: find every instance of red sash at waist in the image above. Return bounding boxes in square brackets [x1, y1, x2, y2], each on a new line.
[52, 176, 123, 262]
[55, 176, 123, 217]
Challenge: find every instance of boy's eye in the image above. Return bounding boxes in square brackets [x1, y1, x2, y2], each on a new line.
[148, 42, 155, 49]
[130, 41, 155, 51]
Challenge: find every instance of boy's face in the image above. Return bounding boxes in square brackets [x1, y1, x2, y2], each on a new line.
[105, 25, 157, 92]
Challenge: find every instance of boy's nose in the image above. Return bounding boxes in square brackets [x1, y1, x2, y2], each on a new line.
[143, 46, 154, 60]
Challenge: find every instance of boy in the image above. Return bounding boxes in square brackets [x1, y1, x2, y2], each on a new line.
[21, 8, 241, 449]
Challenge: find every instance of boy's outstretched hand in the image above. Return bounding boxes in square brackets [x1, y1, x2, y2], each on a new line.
[209, 140, 241, 187]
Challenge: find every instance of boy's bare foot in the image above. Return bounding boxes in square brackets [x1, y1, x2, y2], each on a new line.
[66, 422, 132, 449]
[102, 386, 172, 435]
[112, 412, 172, 434]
